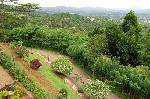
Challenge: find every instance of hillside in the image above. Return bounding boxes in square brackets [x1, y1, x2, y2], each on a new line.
[0, 3, 150, 99]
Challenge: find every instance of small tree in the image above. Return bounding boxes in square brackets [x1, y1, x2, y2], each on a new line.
[83, 79, 110, 99]
[122, 10, 141, 34]
[50, 56, 73, 75]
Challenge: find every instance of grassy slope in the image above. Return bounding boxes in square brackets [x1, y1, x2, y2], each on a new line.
[25, 53, 80, 99]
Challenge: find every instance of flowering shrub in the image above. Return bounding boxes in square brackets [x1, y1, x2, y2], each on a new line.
[56, 88, 68, 99]
[50, 57, 73, 75]
[30, 59, 42, 69]
[83, 79, 110, 99]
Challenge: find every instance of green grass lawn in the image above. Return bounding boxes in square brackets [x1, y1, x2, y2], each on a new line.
[25, 53, 80, 99]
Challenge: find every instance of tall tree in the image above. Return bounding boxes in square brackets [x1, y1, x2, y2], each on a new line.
[122, 10, 141, 36]
[120, 10, 141, 66]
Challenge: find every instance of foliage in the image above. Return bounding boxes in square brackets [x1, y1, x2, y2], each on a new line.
[0, 84, 22, 99]
[122, 10, 141, 34]
[0, 90, 20, 99]
[9, 67, 48, 99]
[67, 44, 86, 59]
[88, 27, 105, 37]
[0, 29, 9, 42]
[77, 86, 84, 93]
[40, 13, 110, 32]
[105, 11, 142, 66]
[139, 30, 150, 67]
[16, 46, 29, 58]
[83, 79, 110, 99]
[30, 59, 42, 69]
[93, 56, 150, 98]
[88, 33, 107, 55]
[0, 52, 49, 99]
[117, 28, 140, 66]
[11, 41, 23, 49]
[106, 24, 121, 56]
[9, 26, 76, 53]
[0, 10, 27, 29]
[0, 52, 14, 69]
[50, 56, 73, 75]
[56, 88, 68, 99]
[16, 3, 39, 12]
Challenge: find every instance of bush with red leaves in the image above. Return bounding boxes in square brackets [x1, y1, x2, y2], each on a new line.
[30, 59, 42, 69]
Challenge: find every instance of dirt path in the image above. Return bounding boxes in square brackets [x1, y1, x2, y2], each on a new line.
[0, 66, 14, 89]
[18, 58, 57, 96]
[31, 48, 120, 99]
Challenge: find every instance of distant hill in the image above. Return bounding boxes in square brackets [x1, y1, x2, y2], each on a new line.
[35, 6, 150, 22]
[36, 6, 126, 17]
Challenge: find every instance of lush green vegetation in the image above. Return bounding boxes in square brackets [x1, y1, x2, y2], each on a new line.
[1, 2, 150, 99]
[24, 53, 80, 99]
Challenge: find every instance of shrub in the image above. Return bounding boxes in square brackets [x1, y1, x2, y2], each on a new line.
[0, 52, 14, 69]
[83, 79, 110, 99]
[94, 56, 150, 98]
[16, 46, 29, 58]
[56, 88, 68, 99]
[11, 41, 23, 49]
[30, 59, 42, 69]
[50, 57, 73, 75]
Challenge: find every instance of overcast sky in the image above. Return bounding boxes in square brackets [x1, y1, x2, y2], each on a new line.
[19, 0, 150, 9]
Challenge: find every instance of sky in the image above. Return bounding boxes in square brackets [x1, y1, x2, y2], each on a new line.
[19, 0, 150, 9]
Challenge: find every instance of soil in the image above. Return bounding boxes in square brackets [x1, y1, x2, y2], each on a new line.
[0, 66, 14, 89]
